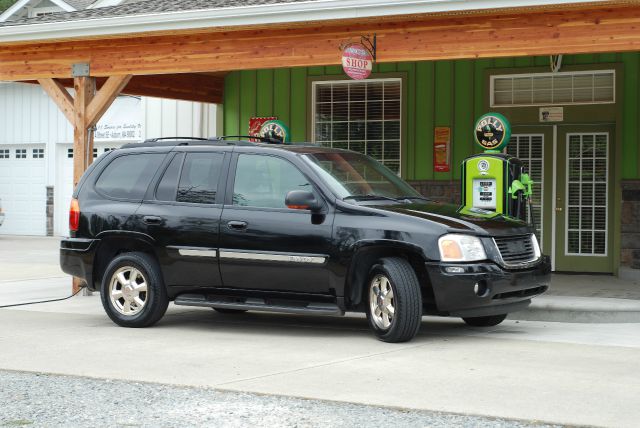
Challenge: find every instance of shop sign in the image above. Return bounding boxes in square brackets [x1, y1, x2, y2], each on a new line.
[249, 117, 277, 141]
[95, 96, 142, 141]
[539, 106, 564, 122]
[434, 127, 451, 172]
[341, 43, 373, 80]
[474, 113, 511, 152]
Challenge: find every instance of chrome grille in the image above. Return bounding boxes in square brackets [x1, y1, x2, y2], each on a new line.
[493, 234, 540, 267]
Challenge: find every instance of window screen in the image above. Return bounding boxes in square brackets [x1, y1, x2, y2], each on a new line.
[96, 153, 165, 200]
[313, 79, 401, 173]
[176, 153, 223, 204]
[233, 155, 311, 209]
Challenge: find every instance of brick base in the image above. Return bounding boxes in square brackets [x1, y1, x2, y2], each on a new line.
[408, 180, 461, 204]
[621, 180, 640, 269]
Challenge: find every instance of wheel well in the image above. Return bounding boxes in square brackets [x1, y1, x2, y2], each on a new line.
[92, 236, 157, 290]
[345, 246, 434, 309]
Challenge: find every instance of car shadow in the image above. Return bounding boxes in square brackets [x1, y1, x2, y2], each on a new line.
[154, 306, 501, 343]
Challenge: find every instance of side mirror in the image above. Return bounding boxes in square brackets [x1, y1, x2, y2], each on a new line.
[285, 190, 322, 212]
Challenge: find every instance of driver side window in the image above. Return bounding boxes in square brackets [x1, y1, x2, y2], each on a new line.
[233, 154, 311, 208]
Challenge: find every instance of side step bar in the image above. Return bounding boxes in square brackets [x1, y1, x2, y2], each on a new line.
[174, 294, 344, 316]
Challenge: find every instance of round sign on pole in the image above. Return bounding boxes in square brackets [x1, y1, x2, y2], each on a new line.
[473, 113, 512, 152]
[342, 43, 373, 80]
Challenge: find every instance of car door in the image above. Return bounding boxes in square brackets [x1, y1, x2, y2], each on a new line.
[136, 149, 230, 288]
[219, 151, 334, 293]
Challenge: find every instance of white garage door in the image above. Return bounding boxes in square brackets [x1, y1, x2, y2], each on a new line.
[0, 145, 47, 236]
[55, 144, 118, 236]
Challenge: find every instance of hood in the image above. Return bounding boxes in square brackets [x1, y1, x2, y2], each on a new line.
[374, 201, 533, 236]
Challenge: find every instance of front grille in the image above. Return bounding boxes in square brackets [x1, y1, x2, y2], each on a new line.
[493, 234, 540, 267]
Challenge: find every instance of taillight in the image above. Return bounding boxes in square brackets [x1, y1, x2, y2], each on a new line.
[69, 198, 80, 232]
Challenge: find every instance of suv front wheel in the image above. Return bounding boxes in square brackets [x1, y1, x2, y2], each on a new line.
[365, 257, 422, 343]
[100, 252, 169, 328]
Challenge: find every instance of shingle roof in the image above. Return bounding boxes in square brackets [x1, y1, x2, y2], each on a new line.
[64, 0, 99, 10]
[0, 0, 320, 27]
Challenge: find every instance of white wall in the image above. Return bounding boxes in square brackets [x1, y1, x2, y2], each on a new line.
[0, 82, 220, 236]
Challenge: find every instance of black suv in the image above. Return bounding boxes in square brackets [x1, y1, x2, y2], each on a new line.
[61, 138, 550, 343]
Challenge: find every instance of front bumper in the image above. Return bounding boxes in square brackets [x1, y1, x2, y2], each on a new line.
[60, 238, 99, 289]
[425, 256, 551, 318]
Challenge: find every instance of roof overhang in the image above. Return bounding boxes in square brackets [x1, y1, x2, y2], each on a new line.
[0, 0, 627, 43]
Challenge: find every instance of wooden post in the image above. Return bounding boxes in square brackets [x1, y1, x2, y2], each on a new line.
[38, 73, 133, 294]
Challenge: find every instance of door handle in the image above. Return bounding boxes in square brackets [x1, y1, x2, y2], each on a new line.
[143, 215, 162, 225]
[227, 220, 248, 231]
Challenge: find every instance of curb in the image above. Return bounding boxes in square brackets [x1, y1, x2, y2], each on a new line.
[508, 296, 640, 323]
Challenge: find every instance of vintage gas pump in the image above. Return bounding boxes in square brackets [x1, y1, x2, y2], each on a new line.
[461, 113, 534, 223]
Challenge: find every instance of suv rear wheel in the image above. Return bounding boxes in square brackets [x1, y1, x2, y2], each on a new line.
[100, 252, 169, 328]
[365, 257, 422, 343]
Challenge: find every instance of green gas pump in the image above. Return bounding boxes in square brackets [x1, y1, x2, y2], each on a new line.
[461, 113, 534, 223]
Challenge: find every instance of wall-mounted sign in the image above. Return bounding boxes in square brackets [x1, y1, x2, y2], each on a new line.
[434, 127, 451, 172]
[341, 43, 373, 80]
[260, 120, 290, 144]
[474, 113, 511, 152]
[539, 106, 564, 122]
[249, 116, 277, 141]
[95, 96, 142, 141]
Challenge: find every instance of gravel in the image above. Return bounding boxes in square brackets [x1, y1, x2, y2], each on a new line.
[0, 370, 562, 428]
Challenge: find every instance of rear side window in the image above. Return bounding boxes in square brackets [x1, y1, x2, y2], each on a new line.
[176, 153, 224, 204]
[155, 154, 184, 201]
[95, 153, 165, 200]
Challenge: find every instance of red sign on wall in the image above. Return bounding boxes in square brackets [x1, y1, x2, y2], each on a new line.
[341, 43, 373, 80]
[434, 127, 451, 173]
[249, 117, 277, 141]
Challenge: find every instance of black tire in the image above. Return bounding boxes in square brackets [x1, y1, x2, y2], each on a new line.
[100, 252, 169, 328]
[213, 308, 248, 314]
[365, 257, 422, 343]
[462, 314, 507, 327]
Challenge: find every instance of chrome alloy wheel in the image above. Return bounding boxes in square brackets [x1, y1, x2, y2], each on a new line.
[109, 266, 148, 316]
[369, 274, 395, 330]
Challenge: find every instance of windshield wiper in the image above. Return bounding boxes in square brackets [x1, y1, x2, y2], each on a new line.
[343, 194, 403, 203]
[398, 196, 431, 202]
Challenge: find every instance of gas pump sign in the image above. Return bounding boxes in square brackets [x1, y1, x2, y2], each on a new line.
[473, 179, 497, 209]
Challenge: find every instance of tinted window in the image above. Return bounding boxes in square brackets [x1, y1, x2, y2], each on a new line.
[233, 155, 311, 208]
[177, 153, 223, 204]
[95, 153, 165, 200]
[155, 154, 183, 201]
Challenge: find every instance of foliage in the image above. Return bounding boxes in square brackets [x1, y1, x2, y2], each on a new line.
[0, 0, 18, 12]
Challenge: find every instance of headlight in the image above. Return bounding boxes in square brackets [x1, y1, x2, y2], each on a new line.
[438, 234, 487, 262]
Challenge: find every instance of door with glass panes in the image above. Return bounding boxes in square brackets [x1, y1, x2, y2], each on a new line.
[554, 125, 614, 272]
[510, 125, 614, 273]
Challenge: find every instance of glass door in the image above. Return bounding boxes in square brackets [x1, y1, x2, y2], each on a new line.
[554, 125, 614, 273]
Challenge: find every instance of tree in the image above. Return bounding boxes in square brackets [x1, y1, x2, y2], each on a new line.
[0, 0, 18, 12]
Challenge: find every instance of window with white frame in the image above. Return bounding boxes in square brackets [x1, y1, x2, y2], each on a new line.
[32, 148, 44, 159]
[0, 149, 9, 159]
[491, 70, 615, 107]
[312, 79, 401, 173]
[15, 149, 27, 159]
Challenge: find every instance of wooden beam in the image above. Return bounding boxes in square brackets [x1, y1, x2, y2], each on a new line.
[1, 5, 640, 80]
[85, 74, 132, 128]
[37, 78, 74, 124]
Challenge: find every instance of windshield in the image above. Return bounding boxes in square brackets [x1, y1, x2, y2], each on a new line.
[303, 152, 422, 201]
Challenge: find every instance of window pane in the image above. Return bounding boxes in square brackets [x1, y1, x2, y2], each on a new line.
[176, 153, 223, 204]
[233, 155, 311, 209]
[313, 79, 401, 173]
[96, 154, 165, 200]
[155, 154, 183, 201]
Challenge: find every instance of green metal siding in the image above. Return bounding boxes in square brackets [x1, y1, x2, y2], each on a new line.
[223, 53, 640, 180]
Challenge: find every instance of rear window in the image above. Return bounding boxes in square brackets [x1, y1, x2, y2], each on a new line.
[95, 153, 165, 200]
[176, 153, 224, 204]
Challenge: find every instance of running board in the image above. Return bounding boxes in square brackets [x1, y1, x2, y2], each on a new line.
[174, 294, 344, 316]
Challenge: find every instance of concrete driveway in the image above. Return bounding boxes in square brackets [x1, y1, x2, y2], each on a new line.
[1, 236, 640, 427]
